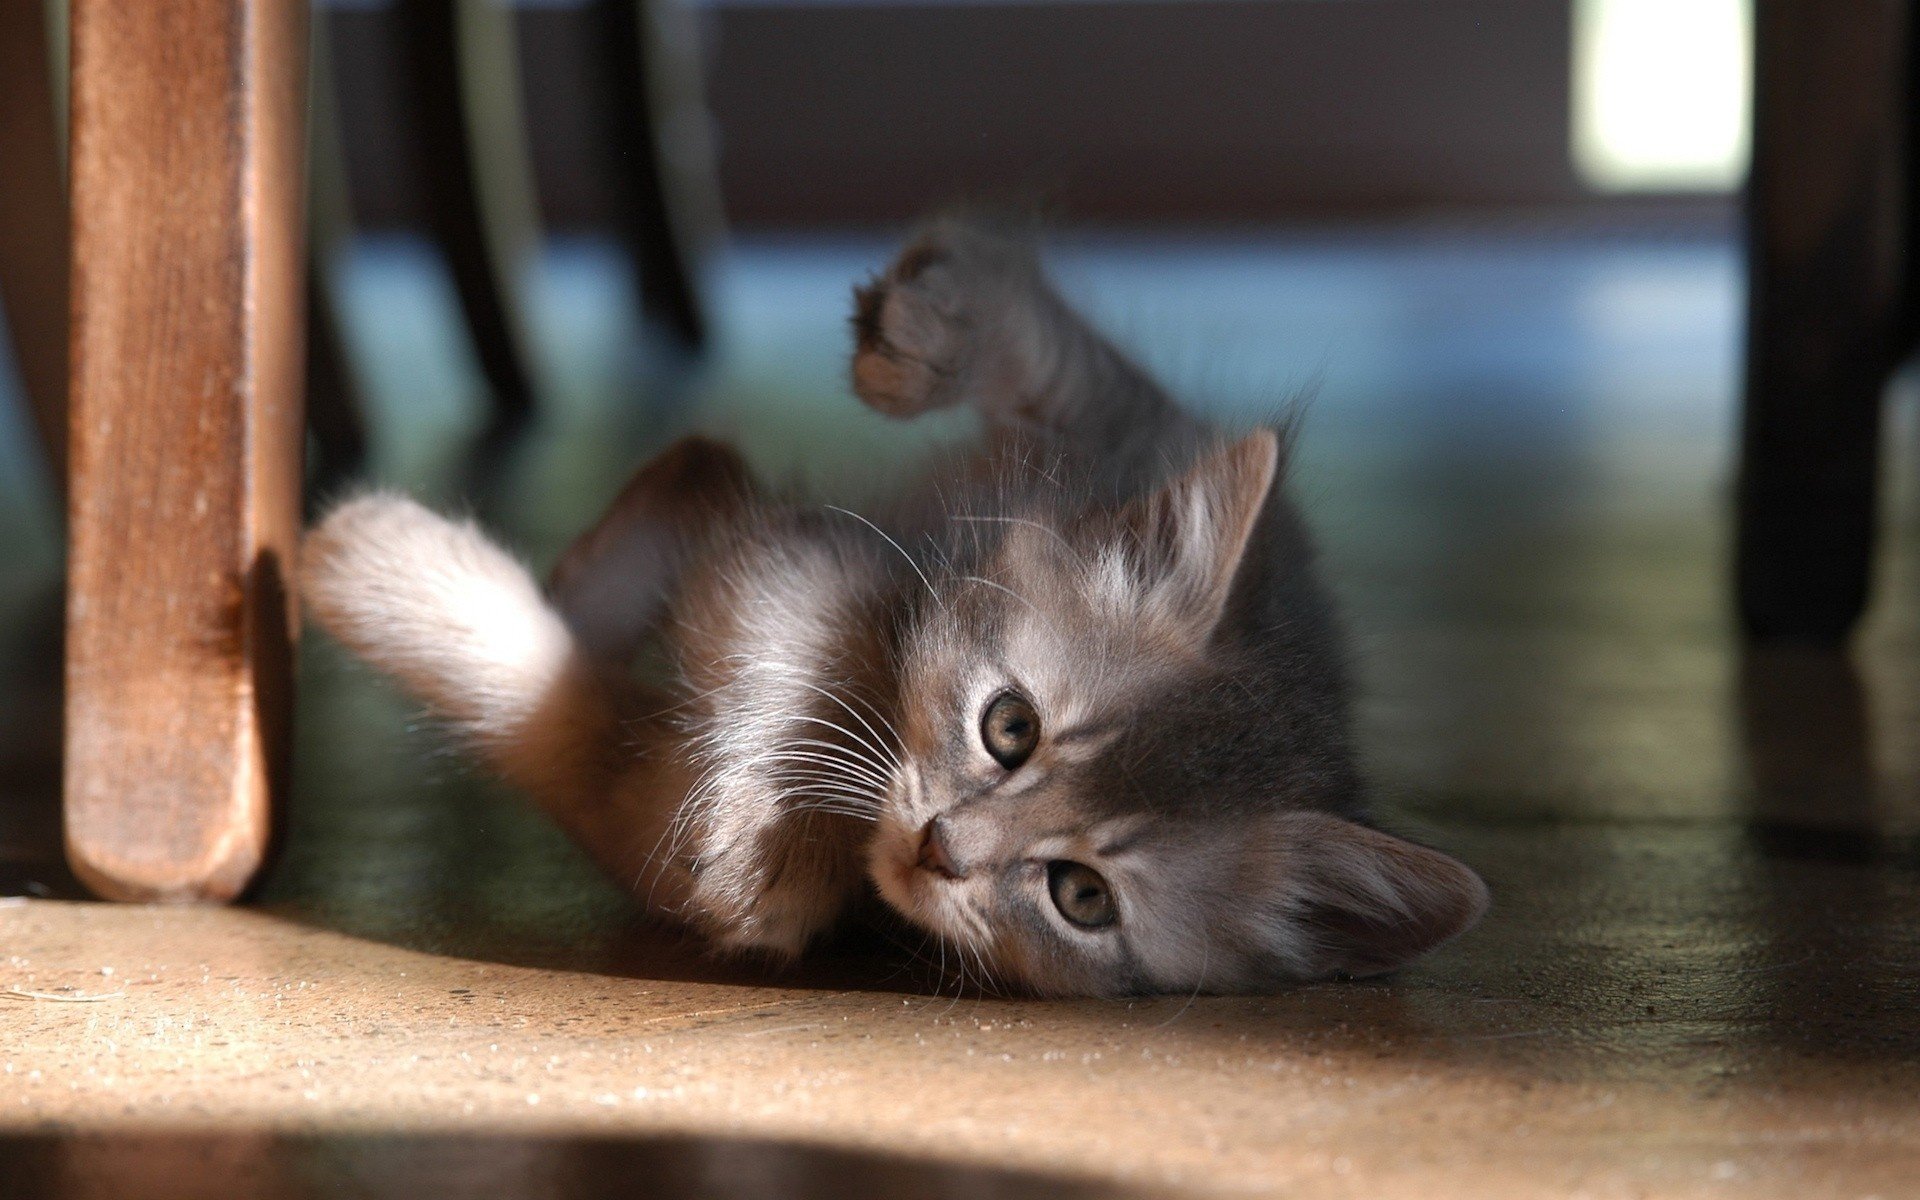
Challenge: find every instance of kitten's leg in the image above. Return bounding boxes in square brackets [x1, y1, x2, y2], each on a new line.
[852, 219, 1188, 443]
[547, 435, 758, 666]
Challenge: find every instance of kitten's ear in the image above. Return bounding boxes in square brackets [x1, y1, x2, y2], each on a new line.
[1260, 812, 1489, 979]
[1117, 430, 1280, 641]
[548, 436, 757, 662]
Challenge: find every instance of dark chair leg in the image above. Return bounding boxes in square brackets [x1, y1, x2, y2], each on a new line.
[1738, 2, 1911, 644]
[395, 0, 544, 429]
[307, 8, 370, 489]
[0, 0, 70, 492]
[591, 0, 724, 351]
[305, 269, 368, 493]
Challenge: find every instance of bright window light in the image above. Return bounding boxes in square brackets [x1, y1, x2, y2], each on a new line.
[1573, 0, 1751, 192]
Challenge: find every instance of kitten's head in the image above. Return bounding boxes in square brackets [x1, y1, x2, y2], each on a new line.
[870, 432, 1488, 995]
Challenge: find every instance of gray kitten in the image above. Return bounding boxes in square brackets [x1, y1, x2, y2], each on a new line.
[302, 221, 1488, 996]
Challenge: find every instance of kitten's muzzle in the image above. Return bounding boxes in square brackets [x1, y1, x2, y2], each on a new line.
[917, 817, 965, 879]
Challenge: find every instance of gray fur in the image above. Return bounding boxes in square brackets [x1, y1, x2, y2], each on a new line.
[301, 220, 1488, 996]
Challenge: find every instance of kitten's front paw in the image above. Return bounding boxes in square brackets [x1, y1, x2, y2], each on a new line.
[851, 222, 1040, 418]
[851, 236, 971, 417]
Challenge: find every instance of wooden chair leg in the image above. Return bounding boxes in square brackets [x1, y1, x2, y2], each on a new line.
[591, 0, 724, 351]
[396, 0, 543, 429]
[1737, 1, 1910, 644]
[0, 0, 70, 490]
[65, 0, 309, 901]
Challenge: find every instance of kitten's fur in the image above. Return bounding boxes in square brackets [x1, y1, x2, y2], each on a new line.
[302, 221, 1488, 996]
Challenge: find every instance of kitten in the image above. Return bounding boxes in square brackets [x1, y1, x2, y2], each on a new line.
[301, 220, 1488, 996]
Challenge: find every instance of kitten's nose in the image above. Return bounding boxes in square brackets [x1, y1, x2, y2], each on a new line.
[917, 817, 965, 879]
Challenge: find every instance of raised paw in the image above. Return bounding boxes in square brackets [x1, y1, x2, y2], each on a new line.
[850, 222, 1043, 419]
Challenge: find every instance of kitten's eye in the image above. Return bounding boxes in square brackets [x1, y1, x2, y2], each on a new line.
[1047, 861, 1117, 928]
[980, 691, 1040, 769]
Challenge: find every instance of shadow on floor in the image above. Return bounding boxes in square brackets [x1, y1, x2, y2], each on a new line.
[0, 1131, 1149, 1200]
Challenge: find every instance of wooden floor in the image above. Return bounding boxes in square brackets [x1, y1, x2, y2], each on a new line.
[2, 223, 1918, 1197]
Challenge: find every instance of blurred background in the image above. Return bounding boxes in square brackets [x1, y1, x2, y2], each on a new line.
[350, 0, 1748, 223]
[0, 0, 1760, 551]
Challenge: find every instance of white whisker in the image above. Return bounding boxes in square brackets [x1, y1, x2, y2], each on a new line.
[767, 733, 896, 779]
[825, 505, 947, 611]
[750, 745, 893, 789]
[958, 574, 1038, 614]
[786, 711, 902, 776]
[951, 513, 1081, 562]
[784, 678, 905, 769]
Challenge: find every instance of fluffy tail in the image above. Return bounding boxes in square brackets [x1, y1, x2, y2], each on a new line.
[301, 493, 614, 807]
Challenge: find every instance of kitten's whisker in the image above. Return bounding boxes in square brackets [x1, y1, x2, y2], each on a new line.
[621, 676, 737, 729]
[768, 783, 885, 815]
[949, 932, 975, 997]
[827, 676, 908, 750]
[786, 712, 902, 776]
[961, 936, 1001, 1000]
[951, 513, 1082, 564]
[765, 737, 896, 786]
[957, 574, 1039, 615]
[743, 742, 892, 780]
[774, 787, 885, 812]
[767, 794, 879, 825]
[777, 789, 879, 809]
[1154, 931, 1209, 1029]
[874, 924, 944, 992]
[775, 796, 880, 822]
[638, 792, 705, 910]
[749, 747, 893, 790]
[925, 537, 957, 579]
[770, 777, 883, 803]
[782, 678, 904, 769]
[767, 774, 886, 803]
[762, 764, 885, 792]
[825, 505, 947, 612]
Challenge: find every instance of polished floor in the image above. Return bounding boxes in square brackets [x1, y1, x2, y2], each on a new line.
[2, 224, 1918, 1197]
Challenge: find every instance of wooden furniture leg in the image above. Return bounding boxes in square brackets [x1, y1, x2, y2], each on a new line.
[65, 0, 309, 901]
[0, 0, 70, 488]
[1737, 1, 1910, 643]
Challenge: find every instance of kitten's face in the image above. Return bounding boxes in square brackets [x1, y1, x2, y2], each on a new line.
[867, 434, 1488, 996]
[870, 559, 1254, 996]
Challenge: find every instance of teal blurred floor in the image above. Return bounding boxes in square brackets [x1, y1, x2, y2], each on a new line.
[2, 225, 1917, 1197]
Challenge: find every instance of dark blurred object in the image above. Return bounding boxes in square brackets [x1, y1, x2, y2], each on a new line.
[0, 0, 68, 488]
[0, 1131, 1130, 1199]
[394, 0, 545, 430]
[588, 0, 719, 350]
[1738, 1, 1911, 644]
[1738, 645, 1874, 835]
[379, 0, 719, 421]
[306, 10, 371, 486]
